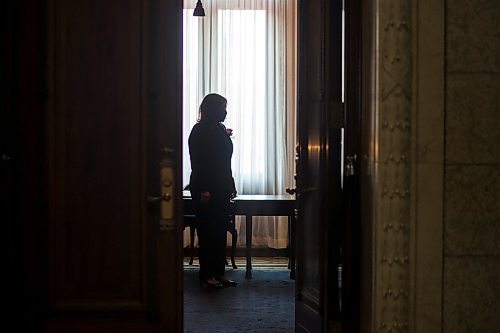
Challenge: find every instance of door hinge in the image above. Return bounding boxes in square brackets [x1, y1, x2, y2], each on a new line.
[345, 154, 357, 176]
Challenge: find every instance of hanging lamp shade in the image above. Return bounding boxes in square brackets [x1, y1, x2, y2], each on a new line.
[193, 0, 205, 17]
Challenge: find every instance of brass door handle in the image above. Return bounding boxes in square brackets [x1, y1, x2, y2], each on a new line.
[286, 187, 316, 196]
[147, 193, 171, 203]
[148, 153, 175, 230]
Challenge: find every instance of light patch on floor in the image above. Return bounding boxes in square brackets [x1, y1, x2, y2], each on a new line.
[183, 256, 290, 270]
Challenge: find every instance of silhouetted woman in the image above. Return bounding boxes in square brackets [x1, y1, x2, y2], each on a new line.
[188, 93, 237, 289]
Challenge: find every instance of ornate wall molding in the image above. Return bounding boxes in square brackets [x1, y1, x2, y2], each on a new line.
[372, 0, 444, 332]
[374, 0, 414, 331]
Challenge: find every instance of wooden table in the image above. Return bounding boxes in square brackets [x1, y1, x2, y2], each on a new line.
[183, 191, 296, 279]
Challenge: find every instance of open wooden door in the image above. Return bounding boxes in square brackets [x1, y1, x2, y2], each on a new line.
[295, 0, 343, 332]
[40, 0, 183, 331]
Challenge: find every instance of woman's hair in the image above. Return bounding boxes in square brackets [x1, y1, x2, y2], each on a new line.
[198, 93, 227, 122]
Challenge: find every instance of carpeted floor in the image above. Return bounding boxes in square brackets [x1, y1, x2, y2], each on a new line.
[184, 258, 295, 333]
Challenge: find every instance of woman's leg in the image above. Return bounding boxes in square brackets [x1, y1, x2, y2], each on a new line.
[213, 212, 228, 278]
[212, 201, 237, 286]
[197, 213, 209, 281]
[196, 200, 215, 280]
[211, 199, 230, 278]
[196, 195, 232, 285]
[197, 201, 224, 279]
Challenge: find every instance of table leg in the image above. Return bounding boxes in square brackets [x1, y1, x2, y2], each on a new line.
[245, 214, 253, 279]
[289, 211, 296, 280]
[287, 217, 291, 269]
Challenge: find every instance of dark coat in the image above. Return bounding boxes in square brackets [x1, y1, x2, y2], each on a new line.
[188, 121, 236, 201]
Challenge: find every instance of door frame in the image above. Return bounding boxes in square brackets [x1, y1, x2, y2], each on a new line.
[4, 0, 49, 330]
[295, 0, 364, 331]
[6, 0, 367, 330]
[339, 0, 363, 330]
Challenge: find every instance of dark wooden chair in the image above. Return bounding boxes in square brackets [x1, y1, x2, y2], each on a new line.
[183, 214, 238, 269]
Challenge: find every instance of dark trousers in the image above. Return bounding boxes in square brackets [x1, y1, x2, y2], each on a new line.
[196, 197, 229, 279]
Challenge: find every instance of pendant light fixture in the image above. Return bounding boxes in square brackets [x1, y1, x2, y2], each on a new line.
[193, 0, 205, 17]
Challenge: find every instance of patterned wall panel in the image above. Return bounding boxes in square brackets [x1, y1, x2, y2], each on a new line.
[375, 0, 413, 331]
[443, 0, 500, 332]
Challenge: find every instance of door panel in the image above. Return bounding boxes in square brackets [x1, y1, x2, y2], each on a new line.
[296, 0, 342, 332]
[296, 0, 325, 329]
[44, 0, 183, 331]
[48, 0, 144, 308]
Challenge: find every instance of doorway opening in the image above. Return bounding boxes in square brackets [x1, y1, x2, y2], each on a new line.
[181, 0, 298, 332]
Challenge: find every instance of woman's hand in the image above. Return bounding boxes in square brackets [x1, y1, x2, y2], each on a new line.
[200, 191, 211, 204]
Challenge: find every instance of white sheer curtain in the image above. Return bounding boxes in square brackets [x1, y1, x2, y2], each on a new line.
[182, 0, 296, 249]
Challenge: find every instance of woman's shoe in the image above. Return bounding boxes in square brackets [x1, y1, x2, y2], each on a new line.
[201, 278, 224, 289]
[216, 277, 238, 287]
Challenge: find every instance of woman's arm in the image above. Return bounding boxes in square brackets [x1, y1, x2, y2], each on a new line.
[188, 125, 213, 194]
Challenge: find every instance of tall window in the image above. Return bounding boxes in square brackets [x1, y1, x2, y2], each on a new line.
[183, 0, 296, 249]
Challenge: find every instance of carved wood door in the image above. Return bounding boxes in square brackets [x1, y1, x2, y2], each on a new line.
[295, 0, 343, 331]
[43, 0, 183, 331]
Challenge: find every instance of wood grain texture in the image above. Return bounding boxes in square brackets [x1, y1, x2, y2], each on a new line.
[48, 0, 144, 309]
